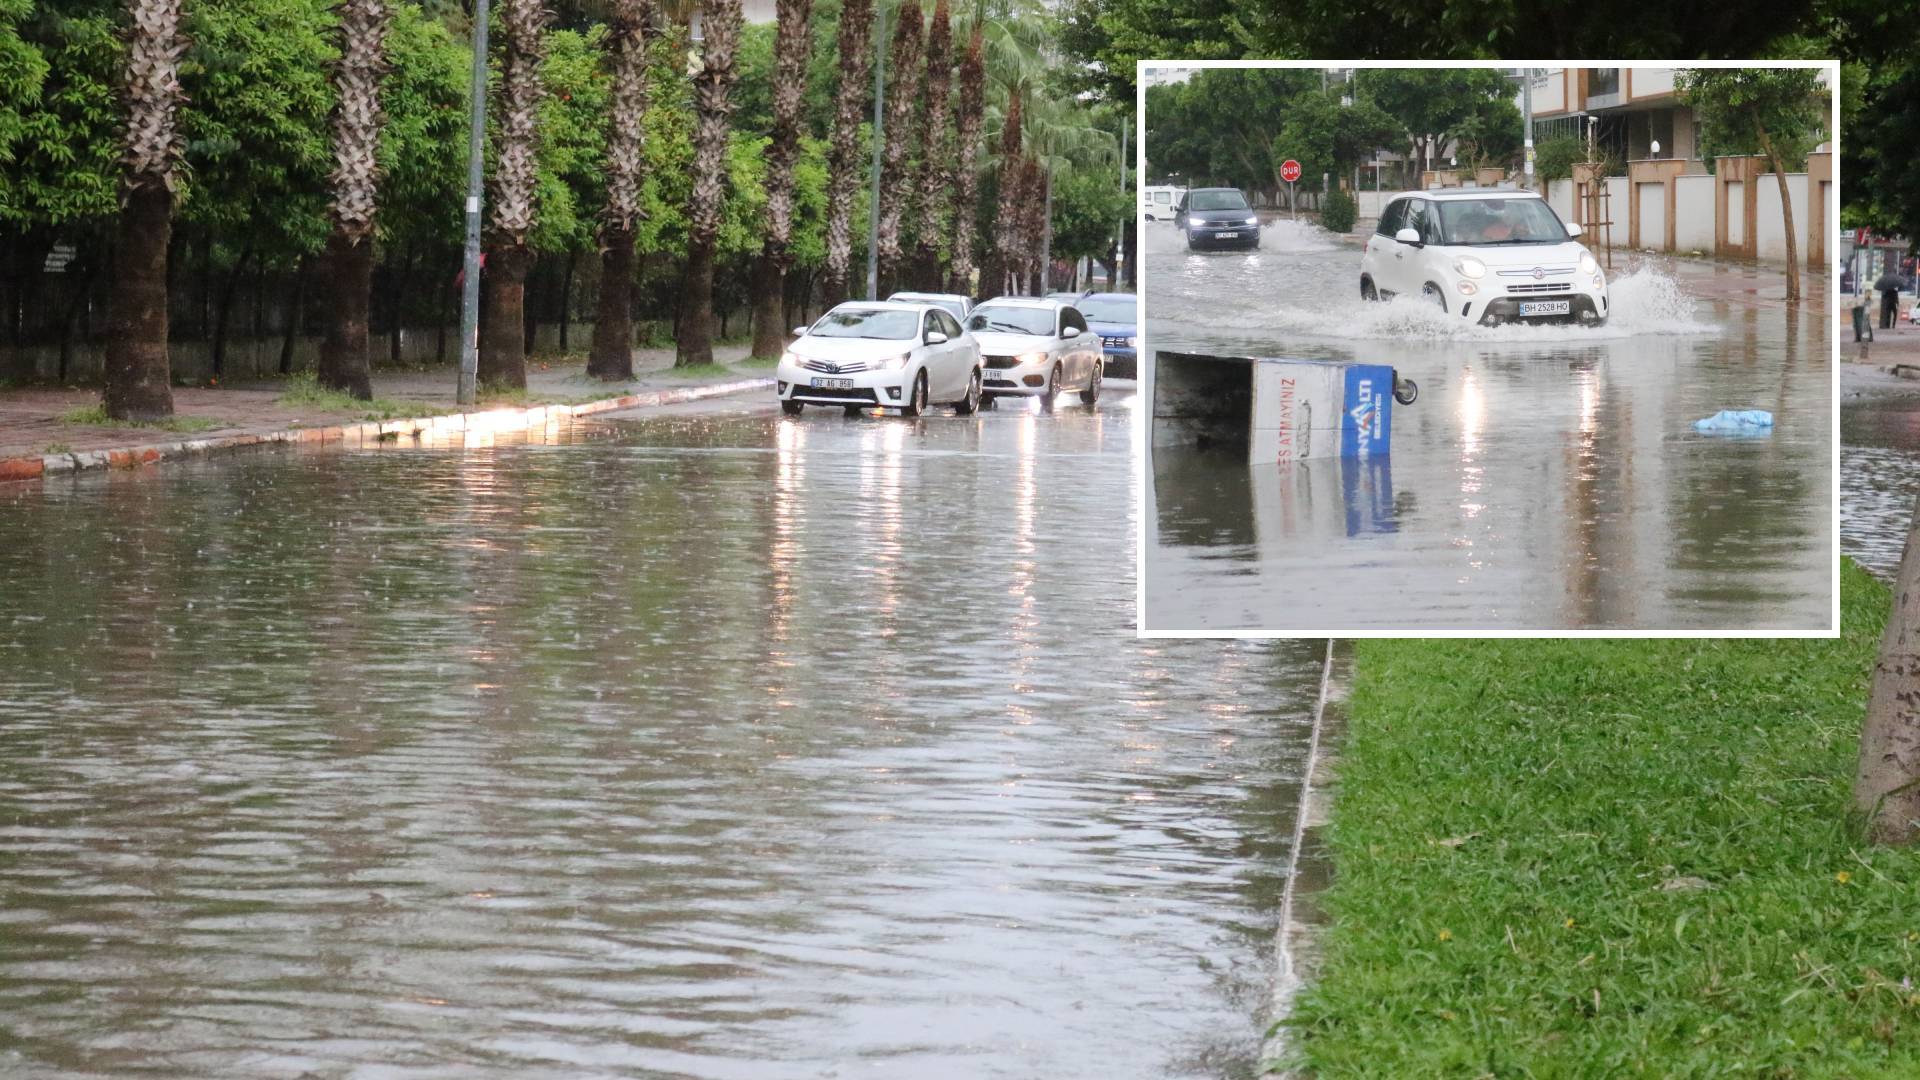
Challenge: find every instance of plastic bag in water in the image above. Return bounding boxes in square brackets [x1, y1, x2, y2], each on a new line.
[1693, 409, 1774, 434]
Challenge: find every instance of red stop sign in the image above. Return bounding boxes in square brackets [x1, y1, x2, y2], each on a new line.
[1280, 159, 1302, 183]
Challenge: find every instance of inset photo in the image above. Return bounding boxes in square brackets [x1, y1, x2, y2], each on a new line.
[1139, 62, 1839, 636]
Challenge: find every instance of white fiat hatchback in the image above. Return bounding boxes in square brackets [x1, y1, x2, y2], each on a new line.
[778, 302, 983, 417]
[964, 297, 1104, 411]
[1360, 188, 1609, 326]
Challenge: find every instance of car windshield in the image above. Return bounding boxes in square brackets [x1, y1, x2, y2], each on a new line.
[891, 294, 966, 318]
[1188, 190, 1249, 211]
[1076, 296, 1136, 323]
[1435, 198, 1569, 246]
[809, 308, 918, 339]
[966, 306, 1054, 336]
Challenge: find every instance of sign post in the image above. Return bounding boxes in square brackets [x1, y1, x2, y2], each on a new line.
[1280, 159, 1301, 221]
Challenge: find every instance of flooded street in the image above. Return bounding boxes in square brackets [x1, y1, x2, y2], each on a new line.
[1842, 394, 1920, 575]
[0, 391, 1321, 1079]
[1143, 219, 1833, 633]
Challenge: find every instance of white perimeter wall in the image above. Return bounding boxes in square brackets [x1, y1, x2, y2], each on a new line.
[1753, 173, 1810, 262]
[1674, 174, 1714, 252]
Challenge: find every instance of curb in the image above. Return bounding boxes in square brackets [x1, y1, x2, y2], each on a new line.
[1261, 638, 1353, 1078]
[0, 378, 772, 485]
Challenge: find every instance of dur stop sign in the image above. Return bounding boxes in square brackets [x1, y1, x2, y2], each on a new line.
[1279, 159, 1301, 183]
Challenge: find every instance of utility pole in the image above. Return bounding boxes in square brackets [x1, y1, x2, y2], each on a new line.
[456, 0, 491, 406]
[1115, 118, 1128, 290]
[1522, 67, 1535, 189]
[865, 2, 885, 302]
[1040, 139, 1052, 294]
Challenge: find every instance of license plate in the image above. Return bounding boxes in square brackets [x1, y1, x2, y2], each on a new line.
[989, 372, 1016, 383]
[810, 377, 853, 389]
[1518, 299, 1571, 317]
[1214, 231, 1239, 239]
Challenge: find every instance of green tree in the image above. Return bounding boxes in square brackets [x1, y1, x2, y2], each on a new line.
[1354, 67, 1511, 176]
[1677, 67, 1824, 301]
[1145, 67, 1319, 192]
[1268, 85, 1400, 195]
[1047, 167, 1127, 267]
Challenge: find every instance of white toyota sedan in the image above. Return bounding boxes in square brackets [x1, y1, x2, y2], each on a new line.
[778, 302, 983, 417]
[964, 297, 1104, 411]
[1360, 188, 1609, 326]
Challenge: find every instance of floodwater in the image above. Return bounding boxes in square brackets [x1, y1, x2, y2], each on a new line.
[0, 391, 1324, 1079]
[1143, 219, 1833, 634]
[1842, 395, 1920, 576]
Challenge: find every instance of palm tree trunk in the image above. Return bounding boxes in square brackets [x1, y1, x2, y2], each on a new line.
[480, 245, 532, 388]
[911, 0, 952, 291]
[588, 0, 650, 380]
[989, 87, 1023, 298]
[316, 232, 375, 398]
[675, 0, 742, 367]
[875, 2, 922, 295]
[751, 0, 813, 361]
[822, 0, 874, 306]
[947, 21, 984, 296]
[480, 0, 550, 387]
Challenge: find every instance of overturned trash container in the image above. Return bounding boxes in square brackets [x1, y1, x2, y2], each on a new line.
[1150, 350, 1416, 464]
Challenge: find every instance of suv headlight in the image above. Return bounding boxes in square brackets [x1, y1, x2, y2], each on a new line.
[1579, 251, 1599, 275]
[875, 352, 909, 371]
[1453, 255, 1487, 279]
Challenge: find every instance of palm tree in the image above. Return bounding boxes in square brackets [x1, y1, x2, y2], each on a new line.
[479, 0, 551, 390]
[315, 0, 393, 402]
[986, 87, 1020, 296]
[821, 0, 872, 305]
[674, 0, 741, 368]
[874, 1, 921, 294]
[946, 19, 983, 296]
[748, 0, 811, 362]
[908, 0, 951, 291]
[103, 0, 187, 421]
[587, 0, 653, 380]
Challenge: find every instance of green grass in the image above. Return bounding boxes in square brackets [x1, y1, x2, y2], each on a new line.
[57, 404, 225, 433]
[277, 372, 448, 420]
[734, 353, 782, 368]
[661, 361, 744, 379]
[1289, 561, 1920, 1079]
[41, 442, 70, 455]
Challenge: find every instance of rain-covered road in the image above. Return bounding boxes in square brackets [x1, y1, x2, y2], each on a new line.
[1143, 219, 1834, 634]
[0, 389, 1321, 1079]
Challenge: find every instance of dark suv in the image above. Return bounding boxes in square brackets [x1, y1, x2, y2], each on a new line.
[1174, 187, 1261, 251]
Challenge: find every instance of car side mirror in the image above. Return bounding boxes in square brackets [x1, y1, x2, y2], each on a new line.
[791, 325, 808, 335]
[1394, 227, 1422, 246]
[925, 331, 949, 345]
[1565, 221, 1583, 238]
[1061, 326, 1081, 338]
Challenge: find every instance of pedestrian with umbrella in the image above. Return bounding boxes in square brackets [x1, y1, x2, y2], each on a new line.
[1878, 267, 1903, 330]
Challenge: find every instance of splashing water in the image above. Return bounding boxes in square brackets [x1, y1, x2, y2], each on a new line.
[1254, 217, 1343, 254]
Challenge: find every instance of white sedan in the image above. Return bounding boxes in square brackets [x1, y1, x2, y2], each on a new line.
[965, 297, 1104, 411]
[778, 302, 983, 417]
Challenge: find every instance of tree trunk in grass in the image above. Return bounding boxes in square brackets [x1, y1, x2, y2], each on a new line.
[587, 0, 650, 380]
[750, 0, 812, 362]
[480, 244, 532, 389]
[1857, 500, 1920, 845]
[874, 3, 922, 295]
[675, 0, 740, 368]
[1755, 121, 1799, 304]
[280, 256, 308, 374]
[104, 0, 187, 421]
[316, 232, 375, 398]
[821, 0, 873, 306]
[210, 242, 251, 381]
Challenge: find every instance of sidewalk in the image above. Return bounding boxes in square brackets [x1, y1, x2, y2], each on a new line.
[0, 344, 771, 482]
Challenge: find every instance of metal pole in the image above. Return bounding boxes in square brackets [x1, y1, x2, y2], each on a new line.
[1040, 143, 1052, 294]
[1522, 67, 1535, 188]
[865, 2, 885, 302]
[456, 0, 491, 406]
[1116, 119, 1128, 288]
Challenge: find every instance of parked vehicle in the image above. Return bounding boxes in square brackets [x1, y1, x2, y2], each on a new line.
[1360, 188, 1609, 326]
[777, 302, 983, 417]
[1174, 187, 1261, 250]
[887, 291, 973, 320]
[1073, 291, 1138, 379]
[965, 297, 1104, 411]
[1141, 184, 1186, 222]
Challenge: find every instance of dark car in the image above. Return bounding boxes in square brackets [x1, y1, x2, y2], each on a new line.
[1074, 292, 1138, 379]
[1174, 187, 1261, 251]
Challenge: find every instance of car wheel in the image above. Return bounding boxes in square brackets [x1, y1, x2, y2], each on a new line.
[901, 370, 929, 417]
[1079, 360, 1101, 405]
[980, 393, 998, 410]
[1422, 281, 1448, 311]
[843, 404, 864, 418]
[781, 400, 804, 416]
[1039, 364, 1061, 413]
[953, 368, 981, 415]
[1361, 278, 1378, 301]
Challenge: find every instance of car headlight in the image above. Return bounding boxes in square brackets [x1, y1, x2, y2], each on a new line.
[875, 353, 909, 371]
[1453, 256, 1487, 279]
[1245, 216, 1259, 226]
[1579, 251, 1598, 275]
[779, 350, 799, 365]
[1016, 351, 1047, 366]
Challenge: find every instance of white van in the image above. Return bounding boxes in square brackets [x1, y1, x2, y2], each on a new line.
[1141, 185, 1185, 222]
